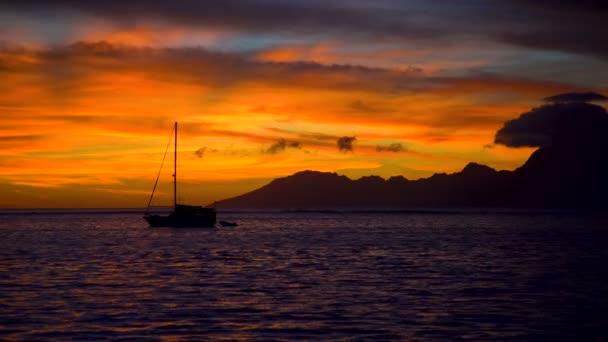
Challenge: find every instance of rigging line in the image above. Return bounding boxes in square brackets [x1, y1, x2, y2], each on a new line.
[145, 125, 175, 213]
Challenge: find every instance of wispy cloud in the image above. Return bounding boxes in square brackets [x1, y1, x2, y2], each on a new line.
[376, 142, 406, 153]
[2, 1, 607, 61]
[0, 1, 439, 42]
[263, 138, 301, 154]
[194, 147, 206, 158]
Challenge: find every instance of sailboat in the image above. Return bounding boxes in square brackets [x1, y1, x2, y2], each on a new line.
[144, 122, 217, 227]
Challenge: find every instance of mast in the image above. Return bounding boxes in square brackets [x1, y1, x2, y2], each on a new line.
[174, 121, 177, 209]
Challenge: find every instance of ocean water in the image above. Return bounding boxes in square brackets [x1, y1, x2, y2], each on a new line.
[0, 211, 606, 341]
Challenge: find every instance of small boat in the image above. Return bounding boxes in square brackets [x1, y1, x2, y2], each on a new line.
[219, 220, 238, 227]
[144, 122, 216, 227]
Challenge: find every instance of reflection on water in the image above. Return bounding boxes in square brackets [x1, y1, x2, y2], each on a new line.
[0, 212, 607, 340]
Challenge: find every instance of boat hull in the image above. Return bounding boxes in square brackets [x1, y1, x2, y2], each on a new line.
[144, 213, 216, 228]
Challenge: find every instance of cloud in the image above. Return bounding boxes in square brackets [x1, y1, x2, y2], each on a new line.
[489, 1, 608, 59]
[194, 147, 206, 158]
[543, 92, 607, 103]
[0, 134, 49, 152]
[0, 41, 591, 158]
[0, 41, 577, 105]
[0, 1, 439, 42]
[349, 100, 376, 113]
[0, 134, 46, 143]
[376, 142, 406, 152]
[0, 41, 434, 95]
[337, 136, 356, 153]
[264, 138, 301, 154]
[494, 101, 608, 148]
[2, 0, 608, 62]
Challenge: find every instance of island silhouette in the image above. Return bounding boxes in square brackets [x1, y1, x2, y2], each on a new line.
[216, 93, 608, 210]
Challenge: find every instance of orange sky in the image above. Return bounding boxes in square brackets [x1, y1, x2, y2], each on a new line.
[0, 1, 606, 208]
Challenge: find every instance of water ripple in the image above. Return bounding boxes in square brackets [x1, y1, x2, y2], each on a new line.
[0, 212, 607, 340]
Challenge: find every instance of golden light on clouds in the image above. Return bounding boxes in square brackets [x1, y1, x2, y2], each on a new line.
[1, 1, 605, 208]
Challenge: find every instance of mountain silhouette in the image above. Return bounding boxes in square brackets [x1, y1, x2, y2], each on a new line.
[216, 94, 608, 210]
[215, 152, 606, 210]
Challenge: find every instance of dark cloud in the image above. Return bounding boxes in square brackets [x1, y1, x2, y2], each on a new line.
[506, 0, 608, 16]
[376, 143, 406, 153]
[499, 31, 608, 60]
[264, 138, 301, 154]
[543, 92, 607, 103]
[194, 147, 206, 158]
[490, 1, 608, 59]
[488, 0, 608, 60]
[0, 42, 575, 102]
[337, 136, 356, 153]
[0, 1, 438, 41]
[4, 41, 433, 94]
[494, 102, 608, 148]
[2, 0, 608, 61]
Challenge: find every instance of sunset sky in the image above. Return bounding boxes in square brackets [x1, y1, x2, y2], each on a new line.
[1, 1, 607, 208]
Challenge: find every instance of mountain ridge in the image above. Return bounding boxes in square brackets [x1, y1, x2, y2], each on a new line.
[216, 96, 608, 210]
[215, 142, 608, 210]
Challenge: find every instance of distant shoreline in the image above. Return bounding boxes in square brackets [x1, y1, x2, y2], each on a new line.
[0, 207, 602, 216]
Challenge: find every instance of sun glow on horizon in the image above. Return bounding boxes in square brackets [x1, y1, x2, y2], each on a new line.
[0, 1, 605, 207]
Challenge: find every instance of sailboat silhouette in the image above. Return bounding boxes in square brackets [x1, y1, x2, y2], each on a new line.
[143, 122, 216, 227]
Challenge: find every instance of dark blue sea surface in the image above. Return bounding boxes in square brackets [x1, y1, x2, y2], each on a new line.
[0, 211, 606, 340]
